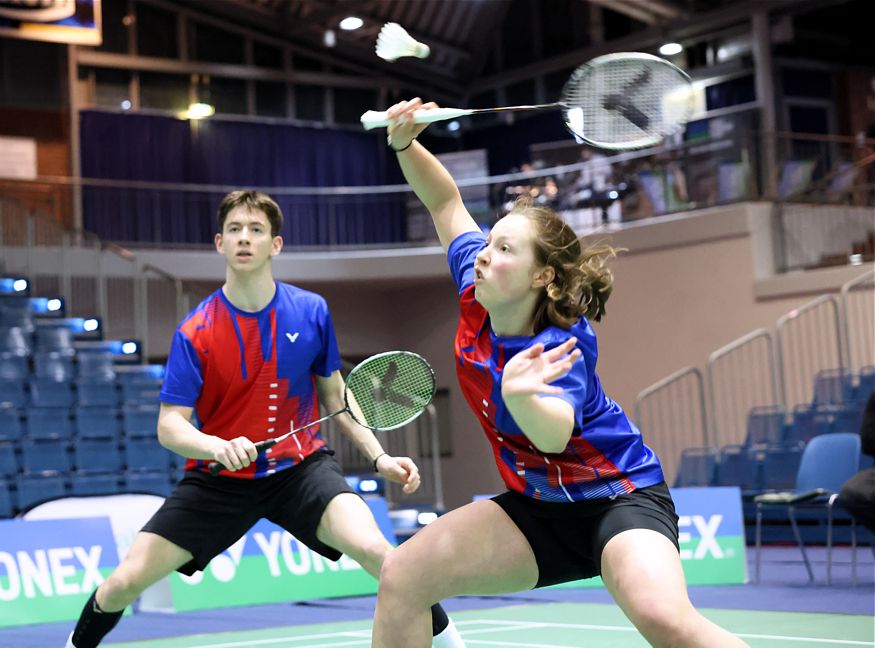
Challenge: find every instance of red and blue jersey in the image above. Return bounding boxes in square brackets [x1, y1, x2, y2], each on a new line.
[449, 231, 664, 501]
[159, 283, 342, 478]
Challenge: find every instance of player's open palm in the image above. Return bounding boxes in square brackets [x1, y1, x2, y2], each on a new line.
[501, 338, 581, 399]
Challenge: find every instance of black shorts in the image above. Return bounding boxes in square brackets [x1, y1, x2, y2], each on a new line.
[141, 450, 356, 575]
[492, 481, 679, 588]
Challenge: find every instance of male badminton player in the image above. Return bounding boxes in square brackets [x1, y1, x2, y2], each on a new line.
[370, 99, 748, 647]
[65, 190, 465, 648]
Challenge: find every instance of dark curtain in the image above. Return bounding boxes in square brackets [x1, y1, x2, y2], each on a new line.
[81, 111, 405, 246]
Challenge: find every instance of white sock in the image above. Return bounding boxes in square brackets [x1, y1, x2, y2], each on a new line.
[432, 618, 466, 648]
[64, 632, 77, 648]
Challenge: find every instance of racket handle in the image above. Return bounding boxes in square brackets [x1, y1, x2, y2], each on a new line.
[360, 107, 473, 130]
[207, 438, 278, 476]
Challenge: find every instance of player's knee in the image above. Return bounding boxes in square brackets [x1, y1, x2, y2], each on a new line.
[629, 599, 698, 648]
[100, 567, 147, 608]
[377, 549, 416, 601]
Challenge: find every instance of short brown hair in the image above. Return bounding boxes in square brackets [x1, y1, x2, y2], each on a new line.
[217, 190, 284, 237]
[508, 198, 620, 332]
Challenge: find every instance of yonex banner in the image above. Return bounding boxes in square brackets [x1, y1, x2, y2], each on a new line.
[672, 486, 747, 585]
[169, 496, 397, 611]
[0, 517, 121, 627]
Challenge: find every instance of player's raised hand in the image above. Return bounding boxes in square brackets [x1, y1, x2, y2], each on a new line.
[386, 97, 437, 150]
[501, 338, 581, 399]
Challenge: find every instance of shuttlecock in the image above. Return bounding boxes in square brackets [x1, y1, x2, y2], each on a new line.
[376, 22, 430, 61]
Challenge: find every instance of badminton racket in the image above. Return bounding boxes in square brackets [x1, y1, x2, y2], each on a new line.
[208, 351, 436, 475]
[361, 52, 694, 150]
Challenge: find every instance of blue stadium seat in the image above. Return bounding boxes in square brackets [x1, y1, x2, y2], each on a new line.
[70, 472, 122, 497]
[811, 368, 855, 406]
[714, 444, 761, 491]
[115, 364, 165, 384]
[122, 404, 160, 438]
[744, 405, 787, 448]
[20, 438, 71, 474]
[33, 352, 75, 381]
[0, 326, 30, 355]
[119, 380, 162, 405]
[77, 351, 116, 381]
[0, 478, 14, 517]
[0, 352, 28, 380]
[74, 407, 122, 440]
[25, 407, 74, 440]
[125, 470, 171, 497]
[29, 378, 75, 408]
[0, 379, 27, 408]
[16, 473, 66, 510]
[0, 404, 23, 441]
[76, 379, 120, 407]
[0, 442, 18, 477]
[34, 324, 74, 356]
[856, 365, 875, 402]
[831, 402, 865, 435]
[785, 405, 833, 446]
[0, 297, 34, 332]
[124, 437, 173, 472]
[673, 447, 717, 487]
[760, 443, 805, 491]
[73, 439, 123, 474]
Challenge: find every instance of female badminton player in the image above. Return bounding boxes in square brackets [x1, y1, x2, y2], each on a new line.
[370, 98, 749, 648]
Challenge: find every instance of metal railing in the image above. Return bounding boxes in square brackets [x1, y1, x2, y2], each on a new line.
[775, 294, 844, 410]
[706, 329, 781, 448]
[634, 366, 708, 487]
[840, 269, 875, 372]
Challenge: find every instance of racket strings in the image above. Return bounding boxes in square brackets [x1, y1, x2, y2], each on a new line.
[562, 58, 691, 148]
[346, 352, 435, 430]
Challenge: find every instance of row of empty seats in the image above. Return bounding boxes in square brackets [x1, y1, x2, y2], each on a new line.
[0, 403, 159, 440]
[0, 470, 175, 517]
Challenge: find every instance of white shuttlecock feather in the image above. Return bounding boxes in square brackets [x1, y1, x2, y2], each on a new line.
[376, 22, 430, 61]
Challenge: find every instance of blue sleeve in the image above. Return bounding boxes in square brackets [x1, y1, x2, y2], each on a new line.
[539, 333, 591, 418]
[313, 299, 342, 378]
[159, 329, 203, 407]
[447, 231, 486, 294]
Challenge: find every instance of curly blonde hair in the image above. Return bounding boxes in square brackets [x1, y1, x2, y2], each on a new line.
[507, 198, 620, 332]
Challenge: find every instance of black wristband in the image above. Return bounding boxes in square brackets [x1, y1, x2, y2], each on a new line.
[387, 135, 414, 152]
[372, 452, 388, 471]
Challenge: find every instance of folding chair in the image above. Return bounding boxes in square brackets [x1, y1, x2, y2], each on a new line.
[754, 432, 861, 585]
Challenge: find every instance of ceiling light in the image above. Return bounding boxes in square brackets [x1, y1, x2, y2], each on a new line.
[184, 102, 215, 120]
[339, 16, 363, 31]
[659, 42, 683, 56]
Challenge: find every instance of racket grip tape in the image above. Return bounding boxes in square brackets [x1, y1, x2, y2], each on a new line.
[360, 107, 472, 130]
[207, 438, 278, 476]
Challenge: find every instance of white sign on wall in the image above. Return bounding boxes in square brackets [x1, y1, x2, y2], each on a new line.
[0, 136, 38, 180]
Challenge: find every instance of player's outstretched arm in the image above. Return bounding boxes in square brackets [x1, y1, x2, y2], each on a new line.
[157, 402, 257, 471]
[315, 371, 421, 494]
[387, 97, 480, 253]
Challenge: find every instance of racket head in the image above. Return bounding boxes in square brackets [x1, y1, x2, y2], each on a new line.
[561, 52, 693, 150]
[343, 351, 436, 431]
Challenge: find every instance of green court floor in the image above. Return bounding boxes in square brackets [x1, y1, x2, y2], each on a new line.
[109, 602, 875, 648]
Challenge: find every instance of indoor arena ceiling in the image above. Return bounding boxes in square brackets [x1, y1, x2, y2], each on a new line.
[175, 0, 862, 101]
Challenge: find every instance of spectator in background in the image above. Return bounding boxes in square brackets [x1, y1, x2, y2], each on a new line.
[836, 391, 875, 532]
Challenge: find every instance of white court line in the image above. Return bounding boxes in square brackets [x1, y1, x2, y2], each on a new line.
[464, 619, 873, 646]
[135, 618, 872, 648]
